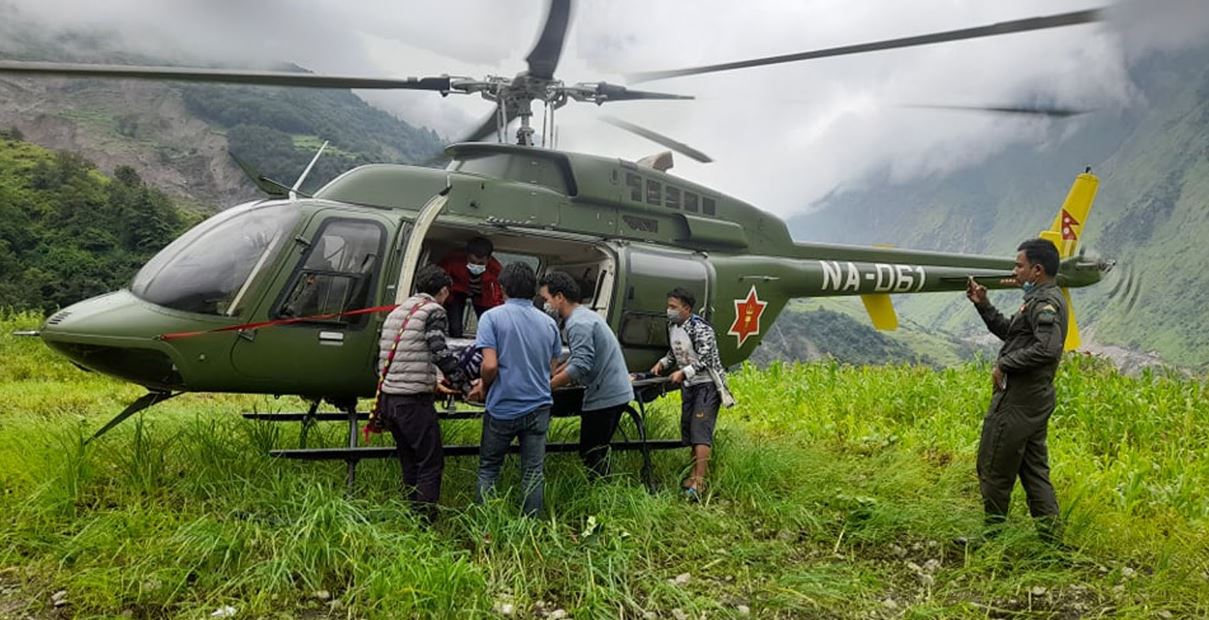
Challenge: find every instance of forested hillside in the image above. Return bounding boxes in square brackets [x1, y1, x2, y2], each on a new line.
[789, 46, 1209, 369]
[0, 132, 194, 311]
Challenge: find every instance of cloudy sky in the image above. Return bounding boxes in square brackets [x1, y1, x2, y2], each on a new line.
[3, 0, 1207, 216]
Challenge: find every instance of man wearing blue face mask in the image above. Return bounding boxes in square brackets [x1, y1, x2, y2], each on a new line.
[964, 238, 1068, 544]
[439, 237, 504, 338]
[649, 287, 727, 501]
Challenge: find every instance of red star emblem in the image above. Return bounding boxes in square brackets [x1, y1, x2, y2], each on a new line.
[728, 286, 768, 347]
[1060, 210, 1080, 241]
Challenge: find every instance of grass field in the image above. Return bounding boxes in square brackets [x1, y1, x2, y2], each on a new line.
[1, 311, 1207, 618]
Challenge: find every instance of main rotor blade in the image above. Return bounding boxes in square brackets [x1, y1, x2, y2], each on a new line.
[904, 103, 1093, 118]
[628, 8, 1104, 83]
[462, 104, 520, 143]
[0, 60, 453, 91]
[600, 115, 712, 163]
[593, 82, 694, 102]
[526, 0, 572, 80]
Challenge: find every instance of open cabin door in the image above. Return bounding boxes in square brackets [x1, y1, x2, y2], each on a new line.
[393, 192, 449, 304]
[228, 206, 400, 398]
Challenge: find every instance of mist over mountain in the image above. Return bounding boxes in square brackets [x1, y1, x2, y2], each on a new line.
[788, 45, 1209, 368]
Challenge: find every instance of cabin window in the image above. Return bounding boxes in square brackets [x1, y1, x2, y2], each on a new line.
[684, 191, 699, 213]
[275, 219, 385, 326]
[131, 202, 301, 315]
[702, 197, 716, 216]
[665, 186, 681, 210]
[625, 172, 643, 202]
[645, 179, 661, 206]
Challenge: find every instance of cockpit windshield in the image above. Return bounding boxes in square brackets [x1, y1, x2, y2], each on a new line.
[131, 202, 301, 315]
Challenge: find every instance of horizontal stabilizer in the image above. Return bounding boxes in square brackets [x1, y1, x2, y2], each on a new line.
[860, 294, 899, 330]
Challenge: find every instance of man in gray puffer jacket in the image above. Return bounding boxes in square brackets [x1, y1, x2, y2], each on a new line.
[376, 264, 464, 521]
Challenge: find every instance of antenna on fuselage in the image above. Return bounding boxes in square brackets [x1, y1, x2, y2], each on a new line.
[291, 140, 329, 200]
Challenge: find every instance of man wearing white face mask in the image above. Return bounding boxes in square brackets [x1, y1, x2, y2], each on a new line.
[438, 237, 504, 338]
[650, 287, 727, 501]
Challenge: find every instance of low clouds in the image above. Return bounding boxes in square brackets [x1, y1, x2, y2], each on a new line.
[3, 0, 1207, 215]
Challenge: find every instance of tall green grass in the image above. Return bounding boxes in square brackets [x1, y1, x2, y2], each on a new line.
[1, 312, 1206, 618]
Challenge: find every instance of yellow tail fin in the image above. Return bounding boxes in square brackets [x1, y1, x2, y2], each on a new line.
[1040, 170, 1098, 351]
[1040, 170, 1099, 259]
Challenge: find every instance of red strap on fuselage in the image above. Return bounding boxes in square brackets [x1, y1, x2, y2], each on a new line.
[157, 304, 400, 341]
[364, 301, 431, 443]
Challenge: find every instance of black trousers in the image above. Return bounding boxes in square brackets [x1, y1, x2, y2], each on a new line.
[445, 292, 489, 338]
[579, 404, 626, 478]
[380, 393, 444, 515]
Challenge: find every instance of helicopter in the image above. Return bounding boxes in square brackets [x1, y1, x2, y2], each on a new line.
[1, 1, 1116, 478]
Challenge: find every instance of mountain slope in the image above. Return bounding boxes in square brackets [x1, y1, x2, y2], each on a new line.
[788, 46, 1209, 369]
[0, 44, 443, 208]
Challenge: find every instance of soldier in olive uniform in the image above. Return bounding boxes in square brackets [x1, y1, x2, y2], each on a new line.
[965, 238, 1068, 541]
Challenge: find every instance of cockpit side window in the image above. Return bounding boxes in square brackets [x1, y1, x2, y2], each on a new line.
[274, 218, 386, 327]
[130, 202, 301, 315]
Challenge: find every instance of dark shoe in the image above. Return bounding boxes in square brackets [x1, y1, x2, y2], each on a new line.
[1035, 516, 1064, 545]
[951, 535, 982, 551]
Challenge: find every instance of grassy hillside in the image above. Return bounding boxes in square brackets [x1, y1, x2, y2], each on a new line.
[788, 47, 1209, 369]
[0, 133, 197, 312]
[2, 312, 1206, 618]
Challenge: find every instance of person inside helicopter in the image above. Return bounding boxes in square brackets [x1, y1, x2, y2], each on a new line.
[437, 236, 504, 338]
[422, 227, 614, 338]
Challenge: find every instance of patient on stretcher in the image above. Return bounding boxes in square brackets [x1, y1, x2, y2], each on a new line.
[441, 338, 570, 398]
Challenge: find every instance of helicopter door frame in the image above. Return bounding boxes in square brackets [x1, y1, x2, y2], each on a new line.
[228, 206, 399, 395]
[394, 191, 449, 303]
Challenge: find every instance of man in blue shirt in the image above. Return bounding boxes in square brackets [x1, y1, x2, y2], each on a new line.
[469, 262, 562, 516]
[540, 270, 634, 478]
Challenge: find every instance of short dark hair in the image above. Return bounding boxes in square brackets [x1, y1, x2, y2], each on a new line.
[416, 264, 452, 296]
[667, 287, 696, 310]
[1018, 238, 1060, 277]
[466, 236, 494, 258]
[539, 270, 581, 301]
[499, 262, 537, 299]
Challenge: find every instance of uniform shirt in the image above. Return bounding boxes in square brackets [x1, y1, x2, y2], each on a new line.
[563, 306, 635, 411]
[977, 281, 1068, 383]
[475, 298, 562, 419]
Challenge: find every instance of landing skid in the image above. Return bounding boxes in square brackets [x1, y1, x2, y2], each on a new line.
[244, 378, 679, 493]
